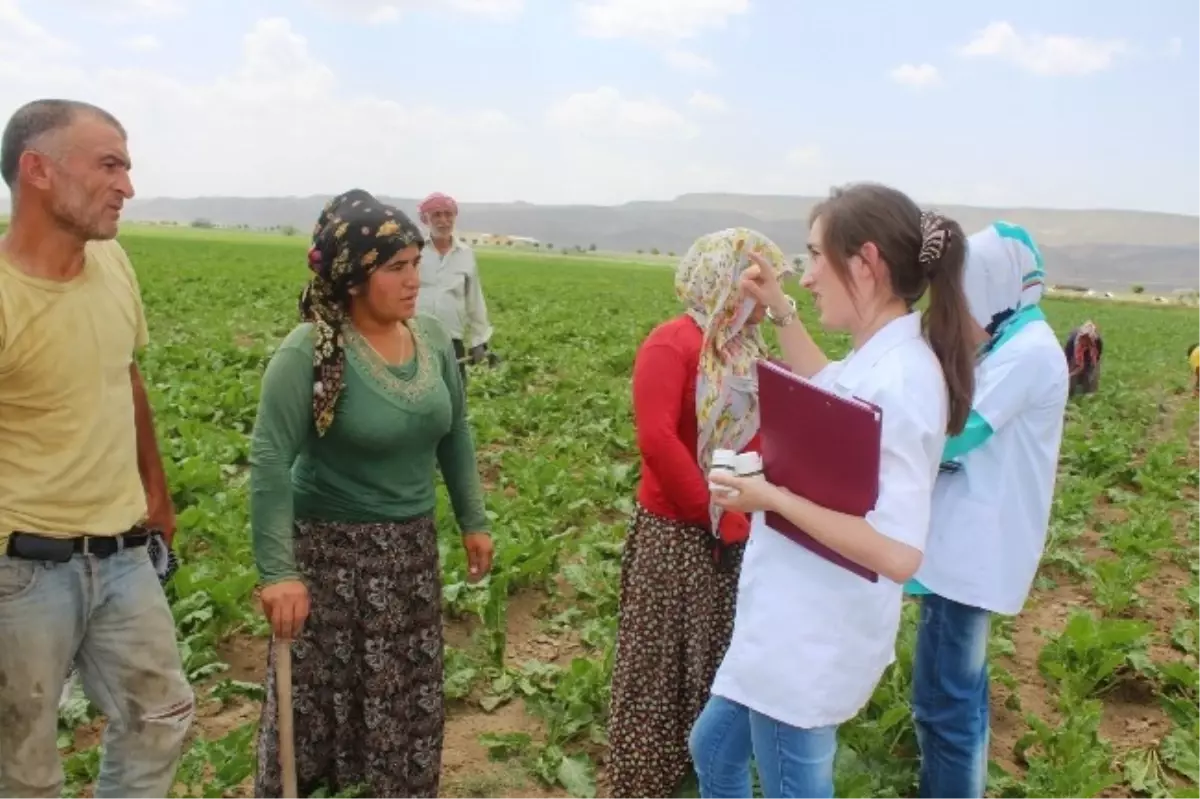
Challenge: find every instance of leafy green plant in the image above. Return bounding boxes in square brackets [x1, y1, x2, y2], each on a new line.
[1091, 555, 1155, 615]
[173, 723, 257, 798]
[1014, 697, 1118, 797]
[1037, 610, 1153, 699]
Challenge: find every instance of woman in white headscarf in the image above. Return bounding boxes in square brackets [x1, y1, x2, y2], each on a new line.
[607, 228, 792, 798]
[905, 221, 1070, 798]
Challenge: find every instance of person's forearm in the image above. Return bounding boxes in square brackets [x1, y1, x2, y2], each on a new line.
[130, 364, 169, 497]
[767, 487, 921, 582]
[763, 292, 830, 376]
[249, 461, 301, 585]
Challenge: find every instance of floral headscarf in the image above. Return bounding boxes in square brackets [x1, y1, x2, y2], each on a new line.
[299, 189, 424, 435]
[675, 228, 793, 529]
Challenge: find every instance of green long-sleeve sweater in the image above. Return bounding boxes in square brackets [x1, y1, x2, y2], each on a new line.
[248, 316, 489, 585]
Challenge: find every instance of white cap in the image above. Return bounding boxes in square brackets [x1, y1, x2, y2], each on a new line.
[711, 449, 737, 467]
[734, 451, 763, 475]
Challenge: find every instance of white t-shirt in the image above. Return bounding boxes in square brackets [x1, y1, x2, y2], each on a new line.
[417, 240, 494, 348]
[710, 312, 949, 730]
[914, 319, 1068, 615]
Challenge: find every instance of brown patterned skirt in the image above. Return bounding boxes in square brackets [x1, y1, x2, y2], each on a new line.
[606, 504, 743, 798]
[255, 516, 444, 798]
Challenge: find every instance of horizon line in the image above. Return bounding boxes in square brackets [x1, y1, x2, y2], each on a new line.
[53, 193, 1200, 219]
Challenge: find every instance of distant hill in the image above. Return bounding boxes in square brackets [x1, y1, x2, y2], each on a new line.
[6, 192, 1198, 291]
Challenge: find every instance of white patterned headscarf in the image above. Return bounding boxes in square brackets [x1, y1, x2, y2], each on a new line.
[962, 221, 1046, 333]
[675, 228, 793, 529]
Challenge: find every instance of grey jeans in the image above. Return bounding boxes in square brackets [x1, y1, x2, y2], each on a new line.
[0, 546, 194, 798]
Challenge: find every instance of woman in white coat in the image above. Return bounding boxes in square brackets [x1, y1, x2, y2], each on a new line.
[693, 183, 978, 799]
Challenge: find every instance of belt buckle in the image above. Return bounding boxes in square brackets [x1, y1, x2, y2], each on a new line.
[80, 535, 124, 558]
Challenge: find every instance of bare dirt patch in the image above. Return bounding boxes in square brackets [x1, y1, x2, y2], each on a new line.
[190, 589, 576, 798]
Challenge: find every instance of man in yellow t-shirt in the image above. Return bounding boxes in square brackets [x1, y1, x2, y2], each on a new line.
[0, 99, 193, 798]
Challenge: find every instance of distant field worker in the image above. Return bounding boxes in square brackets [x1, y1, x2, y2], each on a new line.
[249, 189, 493, 798]
[607, 228, 793, 798]
[1189, 343, 1198, 396]
[416, 192, 496, 379]
[1063, 320, 1103, 396]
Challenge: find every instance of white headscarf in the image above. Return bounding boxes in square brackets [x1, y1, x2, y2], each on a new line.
[962, 221, 1046, 335]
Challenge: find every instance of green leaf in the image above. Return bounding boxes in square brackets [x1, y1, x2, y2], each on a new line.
[556, 754, 596, 798]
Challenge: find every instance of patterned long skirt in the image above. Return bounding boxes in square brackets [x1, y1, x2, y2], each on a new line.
[255, 516, 445, 798]
[607, 504, 743, 798]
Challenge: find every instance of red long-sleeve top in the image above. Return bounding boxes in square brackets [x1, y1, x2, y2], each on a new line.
[632, 315, 756, 544]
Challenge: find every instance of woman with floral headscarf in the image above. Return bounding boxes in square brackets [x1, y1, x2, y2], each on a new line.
[607, 228, 793, 798]
[248, 189, 493, 798]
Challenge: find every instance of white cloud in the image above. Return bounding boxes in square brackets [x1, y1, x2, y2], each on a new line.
[958, 21, 1128, 76]
[1164, 36, 1182, 58]
[687, 89, 727, 114]
[0, 16, 536, 200]
[576, 0, 748, 41]
[888, 62, 940, 88]
[307, 0, 524, 23]
[663, 48, 716, 75]
[0, 13, 734, 206]
[115, 0, 184, 14]
[449, 0, 524, 18]
[785, 145, 822, 168]
[0, 0, 77, 58]
[546, 86, 697, 140]
[8, 5, 1178, 212]
[50, 0, 186, 20]
[122, 34, 161, 52]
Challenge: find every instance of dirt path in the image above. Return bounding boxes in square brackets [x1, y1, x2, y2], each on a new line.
[989, 389, 1198, 786]
[181, 591, 573, 798]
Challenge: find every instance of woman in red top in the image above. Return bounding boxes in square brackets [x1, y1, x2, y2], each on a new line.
[607, 228, 793, 797]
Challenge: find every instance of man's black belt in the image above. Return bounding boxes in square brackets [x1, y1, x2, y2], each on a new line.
[6, 527, 150, 563]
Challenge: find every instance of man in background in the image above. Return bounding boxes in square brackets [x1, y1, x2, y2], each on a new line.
[0, 98, 192, 797]
[417, 192, 496, 379]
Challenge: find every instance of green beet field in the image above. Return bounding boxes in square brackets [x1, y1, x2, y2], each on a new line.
[51, 226, 1199, 798]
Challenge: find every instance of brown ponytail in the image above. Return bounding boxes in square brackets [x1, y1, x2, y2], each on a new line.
[917, 213, 974, 434]
[808, 183, 976, 434]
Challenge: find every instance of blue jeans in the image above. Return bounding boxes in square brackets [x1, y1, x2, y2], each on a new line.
[0, 548, 194, 798]
[912, 593, 991, 798]
[689, 695, 837, 798]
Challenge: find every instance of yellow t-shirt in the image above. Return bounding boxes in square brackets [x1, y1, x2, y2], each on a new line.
[0, 240, 150, 543]
[1189, 346, 1199, 372]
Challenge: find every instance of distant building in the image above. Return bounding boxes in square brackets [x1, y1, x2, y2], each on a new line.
[472, 233, 541, 247]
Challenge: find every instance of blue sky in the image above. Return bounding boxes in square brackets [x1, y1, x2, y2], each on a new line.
[3, 0, 1197, 214]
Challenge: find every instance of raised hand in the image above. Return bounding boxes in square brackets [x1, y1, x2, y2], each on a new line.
[740, 251, 791, 315]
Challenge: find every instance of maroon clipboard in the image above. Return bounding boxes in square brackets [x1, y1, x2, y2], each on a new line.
[756, 359, 883, 582]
